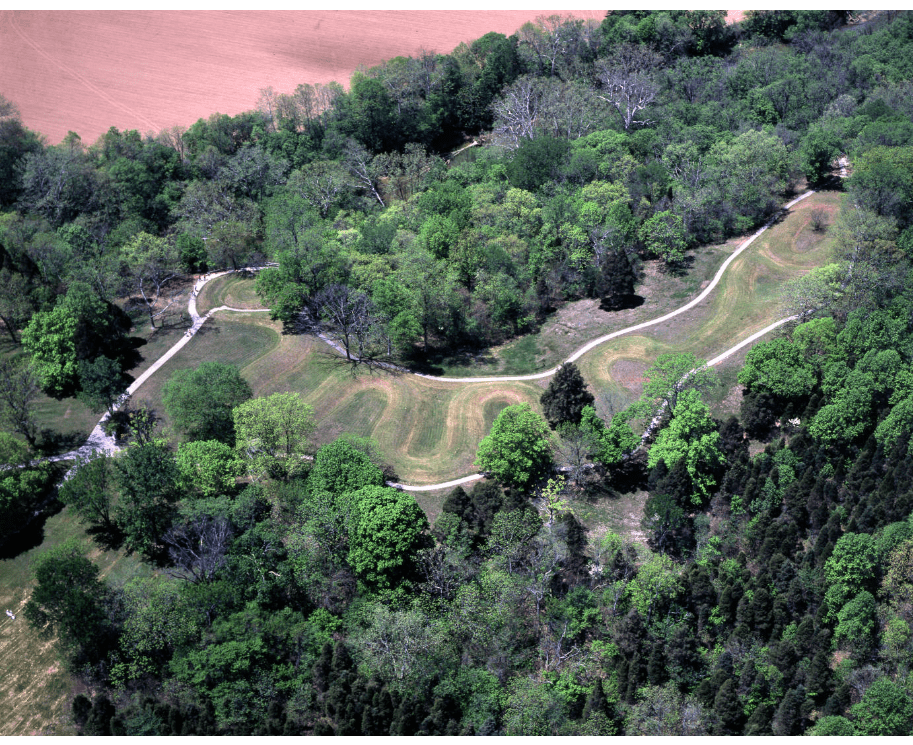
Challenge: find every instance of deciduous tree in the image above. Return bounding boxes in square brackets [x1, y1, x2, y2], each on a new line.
[162, 362, 252, 444]
[23, 540, 111, 662]
[121, 232, 182, 330]
[233, 392, 316, 479]
[476, 403, 554, 489]
[0, 357, 39, 447]
[643, 352, 717, 418]
[114, 441, 181, 555]
[58, 451, 116, 533]
[175, 440, 243, 497]
[346, 485, 430, 590]
[647, 389, 725, 505]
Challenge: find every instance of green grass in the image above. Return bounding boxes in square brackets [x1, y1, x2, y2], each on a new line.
[326, 388, 389, 440]
[110, 192, 843, 492]
[577, 190, 843, 421]
[196, 275, 265, 316]
[129, 313, 281, 437]
[436, 237, 731, 377]
[497, 335, 543, 376]
[0, 496, 153, 735]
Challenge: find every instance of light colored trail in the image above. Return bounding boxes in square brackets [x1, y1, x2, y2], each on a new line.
[51, 192, 812, 490]
[409, 190, 814, 383]
[392, 315, 794, 492]
[52, 268, 272, 466]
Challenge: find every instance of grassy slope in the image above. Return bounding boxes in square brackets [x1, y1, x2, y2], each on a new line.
[0, 501, 153, 735]
[195, 272, 266, 315]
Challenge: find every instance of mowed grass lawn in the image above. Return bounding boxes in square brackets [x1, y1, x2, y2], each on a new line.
[121, 301, 545, 485]
[578, 190, 842, 422]
[195, 271, 267, 315]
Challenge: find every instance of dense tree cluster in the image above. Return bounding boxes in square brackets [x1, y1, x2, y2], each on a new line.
[6, 9, 913, 736]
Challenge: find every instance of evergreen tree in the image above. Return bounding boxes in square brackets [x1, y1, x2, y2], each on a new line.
[772, 686, 807, 736]
[83, 695, 115, 737]
[807, 650, 834, 703]
[582, 678, 609, 721]
[442, 485, 471, 520]
[743, 702, 774, 736]
[647, 642, 667, 685]
[713, 679, 743, 735]
[598, 248, 636, 309]
[540, 362, 595, 429]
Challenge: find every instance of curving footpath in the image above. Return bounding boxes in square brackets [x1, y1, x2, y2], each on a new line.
[54, 192, 814, 490]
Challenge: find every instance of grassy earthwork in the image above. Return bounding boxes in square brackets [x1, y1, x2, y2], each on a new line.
[130, 190, 843, 494]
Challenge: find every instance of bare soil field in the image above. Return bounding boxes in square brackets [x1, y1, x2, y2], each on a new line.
[0, 9, 607, 145]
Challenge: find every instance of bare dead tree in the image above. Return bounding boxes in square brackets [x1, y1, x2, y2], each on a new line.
[256, 86, 280, 132]
[0, 358, 40, 447]
[287, 160, 349, 217]
[315, 284, 373, 361]
[416, 546, 473, 601]
[595, 44, 661, 131]
[517, 15, 587, 79]
[372, 143, 445, 202]
[343, 139, 385, 207]
[493, 76, 601, 150]
[163, 515, 233, 583]
[492, 75, 542, 149]
[155, 124, 188, 164]
[539, 78, 602, 141]
[0, 93, 20, 120]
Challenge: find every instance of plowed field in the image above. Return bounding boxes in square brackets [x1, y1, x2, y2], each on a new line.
[0, 9, 608, 144]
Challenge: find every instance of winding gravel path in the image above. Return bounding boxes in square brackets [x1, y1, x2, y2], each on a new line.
[52, 191, 813, 490]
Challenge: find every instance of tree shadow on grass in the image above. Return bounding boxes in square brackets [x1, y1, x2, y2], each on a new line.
[663, 254, 696, 278]
[37, 429, 90, 458]
[0, 494, 66, 560]
[599, 294, 646, 313]
[85, 524, 124, 552]
[312, 347, 417, 379]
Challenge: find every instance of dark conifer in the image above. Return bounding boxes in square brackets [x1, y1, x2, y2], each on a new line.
[582, 678, 609, 721]
[743, 702, 774, 736]
[598, 248, 636, 310]
[540, 362, 594, 429]
[713, 678, 744, 735]
[83, 695, 115, 737]
[469, 480, 504, 531]
[442, 485, 471, 519]
[719, 415, 748, 459]
[823, 682, 851, 716]
[72, 695, 92, 729]
[646, 642, 667, 685]
[312, 718, 335, 736]
[772, 686, 807, 736]
[807, 651, 834, 703]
